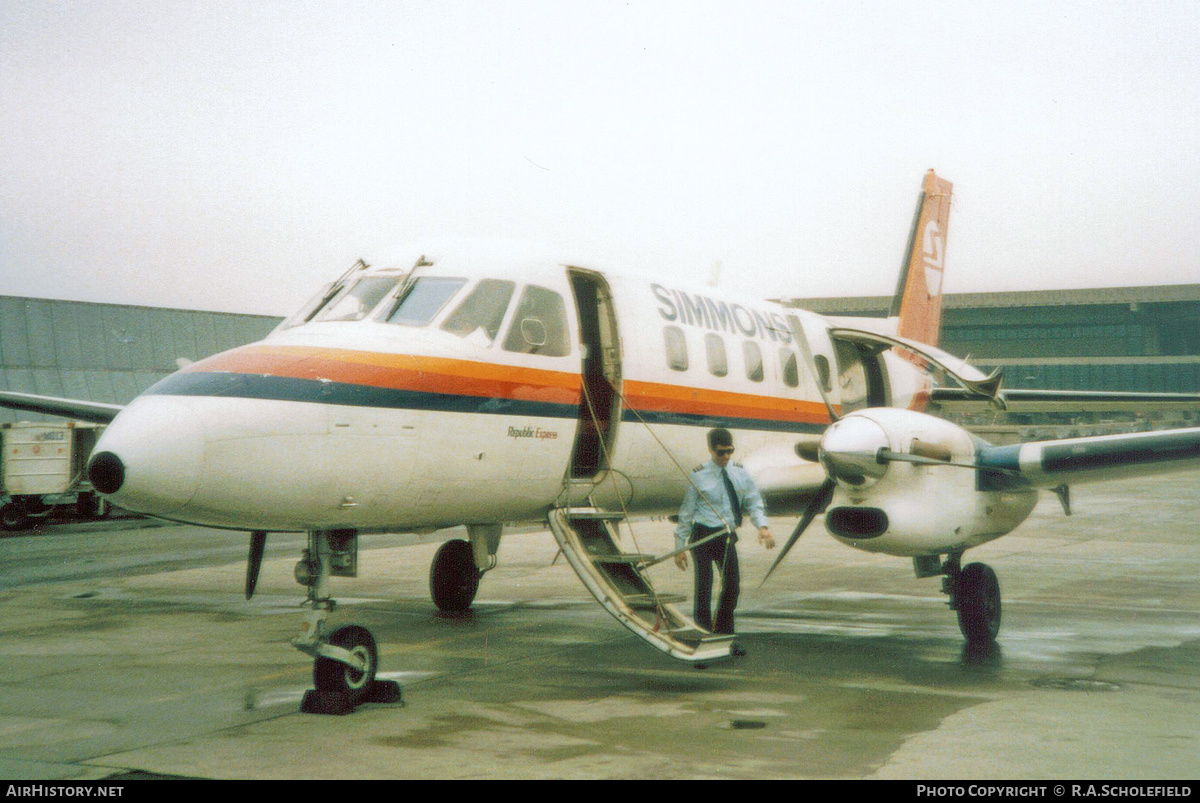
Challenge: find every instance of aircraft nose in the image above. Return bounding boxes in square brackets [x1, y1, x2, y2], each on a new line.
[88, 397, 205, 515]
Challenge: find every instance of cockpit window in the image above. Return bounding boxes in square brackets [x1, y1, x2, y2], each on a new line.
[440, 279, 516, 344]
[313, 275, 402, 322]
[501, 285, 570, 357]
[385, 277, 467, 326]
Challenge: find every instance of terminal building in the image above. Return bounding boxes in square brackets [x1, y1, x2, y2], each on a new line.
[0, 295, 281, 425]
[785, 284, 1200, 393]
[783, 283, 1200, 432]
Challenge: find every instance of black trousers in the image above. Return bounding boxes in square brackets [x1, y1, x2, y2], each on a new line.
[690, 524, 740, 635]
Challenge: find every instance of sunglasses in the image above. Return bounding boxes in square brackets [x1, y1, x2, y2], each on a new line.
[715, 447, 735, 456]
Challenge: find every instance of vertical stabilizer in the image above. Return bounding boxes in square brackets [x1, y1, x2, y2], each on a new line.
[889, 170, 953, 345]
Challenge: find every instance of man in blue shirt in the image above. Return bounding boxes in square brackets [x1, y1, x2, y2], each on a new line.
[674, 428, 775, 648]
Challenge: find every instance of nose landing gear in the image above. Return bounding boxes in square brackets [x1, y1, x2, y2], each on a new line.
[291, 529, 401, 715]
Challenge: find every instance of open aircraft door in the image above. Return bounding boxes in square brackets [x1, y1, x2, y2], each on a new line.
[566, 269, 623, 480]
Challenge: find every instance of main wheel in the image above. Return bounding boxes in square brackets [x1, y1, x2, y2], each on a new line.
[1, 502, 30, 532]
[313, 625, 378, 705]
[430, 539, 481, 612]
[954, 562, 1001, 644]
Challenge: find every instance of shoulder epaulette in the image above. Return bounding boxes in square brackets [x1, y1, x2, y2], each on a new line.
[733, 461, 745, 468]
[692, 464, 705, 473]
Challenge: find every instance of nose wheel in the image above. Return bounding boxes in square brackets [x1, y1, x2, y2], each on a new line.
[292, 530, 402, 714]
[313, 625, 378, 701]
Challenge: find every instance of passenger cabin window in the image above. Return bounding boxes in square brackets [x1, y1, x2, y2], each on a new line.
[386, 277, 467, 326]
[501, 285, 570, 357]
[705, 333, 728, 377]
[744, 341, 764, 382]
[441, 279, 516, 344]
[664, 326, 688, 371]
[313, 276, 402, 322]
[780, 348, 800, 388]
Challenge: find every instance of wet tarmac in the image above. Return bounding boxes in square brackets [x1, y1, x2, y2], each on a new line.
[0, 470, 1197, 779]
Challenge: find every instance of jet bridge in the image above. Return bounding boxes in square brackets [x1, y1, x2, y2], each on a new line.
[548, 505, 733, 663]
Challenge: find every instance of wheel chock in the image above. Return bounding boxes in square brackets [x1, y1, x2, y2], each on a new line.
[300, 689, 356, 716]
[364, 679, 403, 705]
[300, 680, 403, 714]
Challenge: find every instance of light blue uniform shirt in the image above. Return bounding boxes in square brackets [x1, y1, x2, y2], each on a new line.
[673, 461, 768, 550]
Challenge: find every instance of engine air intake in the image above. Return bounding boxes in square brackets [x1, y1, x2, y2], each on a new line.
[826, 507, 888, 539]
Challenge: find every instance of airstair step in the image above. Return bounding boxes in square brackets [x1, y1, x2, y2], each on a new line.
[624, 593, 687, 609]
[548, 506, 731, 664]
[568, 510, 626, 521]
[668, 627, 734, 645]
[591, 553, 654, 565]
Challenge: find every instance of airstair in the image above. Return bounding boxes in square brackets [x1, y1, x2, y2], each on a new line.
[547, 502, 734, 663]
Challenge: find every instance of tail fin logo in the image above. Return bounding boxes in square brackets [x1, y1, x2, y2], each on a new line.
[922, 220, 945, 296]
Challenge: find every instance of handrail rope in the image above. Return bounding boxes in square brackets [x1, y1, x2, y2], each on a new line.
[577, 377, 702, 627]
[612, 387, 740, 594]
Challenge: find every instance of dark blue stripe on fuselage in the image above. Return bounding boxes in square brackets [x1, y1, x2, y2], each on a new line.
[145, 371, 578, 419]
[146, 371, 828, 435]
[622, 408, 825, 434]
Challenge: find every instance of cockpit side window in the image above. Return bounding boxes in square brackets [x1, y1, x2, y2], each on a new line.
[440, 279, 516, 344]
[501, 285, 570, 357]
[385, 277, 468, 327]
[313, 276, 402, 322]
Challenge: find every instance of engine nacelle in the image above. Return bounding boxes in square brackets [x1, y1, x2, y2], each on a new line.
[819, 408, 1037, 557]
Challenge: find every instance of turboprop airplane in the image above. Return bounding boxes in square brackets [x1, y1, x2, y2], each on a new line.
[3, 169, 1200, 712]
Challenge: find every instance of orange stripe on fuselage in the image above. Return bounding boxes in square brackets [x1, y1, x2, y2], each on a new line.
[184, 344, 583, 406]
[186, 344, 832, 427]
[622, 379, 831, 426]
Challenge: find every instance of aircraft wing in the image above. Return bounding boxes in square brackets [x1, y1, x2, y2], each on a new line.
[0, 391, 124, 424]
[976, 425, 1200, 489]
[932, 386, 1200, 413]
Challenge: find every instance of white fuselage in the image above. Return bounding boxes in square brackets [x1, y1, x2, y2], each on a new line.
[91, 251, 947, 548]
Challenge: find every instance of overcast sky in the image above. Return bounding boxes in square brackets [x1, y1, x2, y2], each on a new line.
[2, 0, 1198, 316]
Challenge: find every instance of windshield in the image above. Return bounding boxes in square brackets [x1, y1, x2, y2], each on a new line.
[313, 275, 403, 322]
[440, 279, 516, 343]
[386, 277, 468, 326]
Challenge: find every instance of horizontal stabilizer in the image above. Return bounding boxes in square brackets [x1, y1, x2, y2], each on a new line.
[0, 391, 124, 424]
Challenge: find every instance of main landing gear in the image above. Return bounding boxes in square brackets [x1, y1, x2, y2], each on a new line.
[429, 524, 501, 612]
[292, 529, 401, 715]
[917, 552, 1002, 645]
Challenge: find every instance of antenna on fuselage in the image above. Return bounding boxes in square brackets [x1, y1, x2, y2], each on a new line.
[707, 260, 723, 288]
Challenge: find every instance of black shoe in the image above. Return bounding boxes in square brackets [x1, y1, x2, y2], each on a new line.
[730, 643, 748, 658]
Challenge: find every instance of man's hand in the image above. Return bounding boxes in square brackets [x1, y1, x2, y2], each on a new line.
[674, 552, 689, 571]
[758, 527, 775, 549]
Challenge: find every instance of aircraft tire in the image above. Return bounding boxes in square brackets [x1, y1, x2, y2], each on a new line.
[0, 502, 30, 532]
[313, 625, 378, 706]
[430, 539, 480, 612]
[955, 562, 1001, 644]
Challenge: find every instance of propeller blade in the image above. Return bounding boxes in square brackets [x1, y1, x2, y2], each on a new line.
[761, 478, 836, 586]
[245, 530, 267, 600]
[795, 437, 821, 463]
